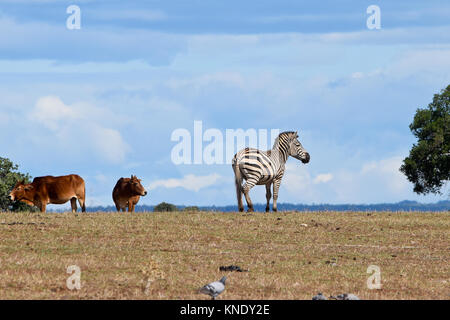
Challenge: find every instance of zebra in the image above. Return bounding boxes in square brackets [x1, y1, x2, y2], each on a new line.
[232, 131, 310, 212]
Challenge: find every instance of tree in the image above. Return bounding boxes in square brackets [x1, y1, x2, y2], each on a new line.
[0, 157, 35, 212]
[400, 85, 450, 195]
[153, 202, 177, 212]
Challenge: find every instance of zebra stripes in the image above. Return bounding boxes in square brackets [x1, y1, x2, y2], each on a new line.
[232, 131, 310, 212]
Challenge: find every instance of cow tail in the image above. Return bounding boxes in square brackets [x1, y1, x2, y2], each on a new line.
[81, 182, 86, 212]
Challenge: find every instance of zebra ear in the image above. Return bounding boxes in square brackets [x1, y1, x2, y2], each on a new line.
[295, 131, 299, 138]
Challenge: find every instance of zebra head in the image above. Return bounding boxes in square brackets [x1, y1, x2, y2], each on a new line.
[288, 131, 310, 164]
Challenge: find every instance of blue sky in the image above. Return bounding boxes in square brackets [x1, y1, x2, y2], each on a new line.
[0, 0, 449, 208]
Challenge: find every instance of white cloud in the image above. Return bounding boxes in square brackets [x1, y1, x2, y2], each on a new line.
[282, 163, 316, 199]
[91, 126, 129, 164]
[330, 156, 411, 202]
[388, 48, 450, 80]
[278, 156, 417, 204]
[32, 96, 79, 130]
[186, 26, 450, 52]
[359, 156, 408, 193]
[30, 96, 130, 164]
[313, 173, 333, 184]
[148, 173, 222, 192]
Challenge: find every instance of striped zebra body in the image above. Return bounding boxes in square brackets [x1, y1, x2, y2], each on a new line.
[232, 131, 310, 212]
[234, 148, 281, 186]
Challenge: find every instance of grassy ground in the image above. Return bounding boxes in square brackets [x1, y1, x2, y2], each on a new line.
[0, 210, 448, 300]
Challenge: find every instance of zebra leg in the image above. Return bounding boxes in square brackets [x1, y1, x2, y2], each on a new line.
[272, 179, 282, 212]
[235, 176, 244, 212]
[233, 161, 245, 212]
[265, 183, 272, 212]
[237, 188, 244, 212]
[243, 180, 257, 212]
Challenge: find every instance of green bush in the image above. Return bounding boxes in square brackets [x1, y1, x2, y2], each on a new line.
[0, 157, 35, 212]
[183, 206, 199, 212]
[153, 202, 177, 212]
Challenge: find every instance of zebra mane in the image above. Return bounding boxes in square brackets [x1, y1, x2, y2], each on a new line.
[279, 131, 297, 138]
[272, 131, 298, 147]
[271, 131, 298, 161]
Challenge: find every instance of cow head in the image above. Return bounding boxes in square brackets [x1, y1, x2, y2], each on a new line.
[9, 180, 34, 202]
[129, 175, 147, 196]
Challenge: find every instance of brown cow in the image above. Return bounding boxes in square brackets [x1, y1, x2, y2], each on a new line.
[112, 175, 147, 212]
[9, 174, 86, 213]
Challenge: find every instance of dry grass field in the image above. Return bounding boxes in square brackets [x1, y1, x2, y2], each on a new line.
[0, 210, 448, 300]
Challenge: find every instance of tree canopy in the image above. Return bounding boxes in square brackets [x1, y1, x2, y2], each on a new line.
[0, 157, 35, 211]
[400, 85, 450, 195]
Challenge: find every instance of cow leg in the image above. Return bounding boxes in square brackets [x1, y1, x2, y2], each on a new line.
[78, 198, 86, 213]
[40, 202, 47, 213]
[76, 182, 86, 213]
[70, 198, 78, 213]
[130, 200, 137, 213]
[115, 203, 121, 212]
[128, 201, 133, 212]
[265, 183, 272, 212]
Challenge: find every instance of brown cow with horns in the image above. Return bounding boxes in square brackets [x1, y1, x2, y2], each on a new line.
[112, 175, 147, 212]
[9, 174, 86, 213]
